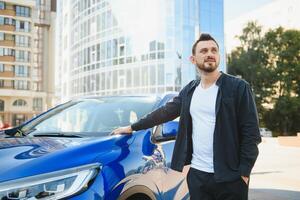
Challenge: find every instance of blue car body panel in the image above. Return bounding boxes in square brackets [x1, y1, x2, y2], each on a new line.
[0, 95, 189, 200]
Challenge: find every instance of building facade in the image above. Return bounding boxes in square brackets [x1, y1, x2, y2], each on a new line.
[56, 0, 225, 102]
[0, 0, 56, 128]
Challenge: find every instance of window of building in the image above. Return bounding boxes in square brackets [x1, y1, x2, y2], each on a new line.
[16, 21, 30, 32]
[33, 98, 43, 111]
[13, 99, 27, 106]
[0, 64, 4, 72]
[0, 48, 15, 56]
[158, 64, 165, 85]
[119, 46, 125, 56]
[15, 65, 28, 77]
[133, 67, 140, 87]
[100, 42, 105, 60]
[106, 40, 111, 59]
[150, 41, 156, 51]
[4, 18, 15, 25]
[4, 80, 13, 88]
[39, 10, 45, 19]
[157, 42, 165, 50]
[12, 114, 26, 126]
[149, 65, 156, 85]
[14, 80, 29, 90]
[158, 52, 165, 59]
[149, 52, 156, 60]
[0, 80, 4, 88]
[32, 82, 38, 91]
[20, 21, 24, 29]
[4, 65, 13, 72]
[15, 35, 30, 47]
[113, 39, 118, 58]
[37, 0, 45, 6]
[0, 99, 4, 111]
[141, 66, 148, 86]
[15, 50, 30, 62]
[0, 32, 4, 40]
[4, 34, 14, 41]
[0, 2, 5, 10]
[15, 6, 30, 17]
[4, 48, 14, 56]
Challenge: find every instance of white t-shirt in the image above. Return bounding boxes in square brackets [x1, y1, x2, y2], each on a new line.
[190, 82, 218, 173]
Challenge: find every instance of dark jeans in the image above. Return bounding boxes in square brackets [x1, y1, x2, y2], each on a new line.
[187, 168, 248, 200]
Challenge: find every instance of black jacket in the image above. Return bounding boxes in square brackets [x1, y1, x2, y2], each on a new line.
[131, 72, 261, 182]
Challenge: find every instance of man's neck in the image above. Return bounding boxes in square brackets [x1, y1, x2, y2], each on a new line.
[200, 70, 221, 89]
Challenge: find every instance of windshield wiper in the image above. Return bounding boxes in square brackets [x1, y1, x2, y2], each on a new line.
[32, 132, 84, 138]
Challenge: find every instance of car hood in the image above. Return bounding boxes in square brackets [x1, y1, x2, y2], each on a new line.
[0, 135, 135, 182]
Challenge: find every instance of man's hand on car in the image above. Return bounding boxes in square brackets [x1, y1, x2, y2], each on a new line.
[111, 126, 133, 135]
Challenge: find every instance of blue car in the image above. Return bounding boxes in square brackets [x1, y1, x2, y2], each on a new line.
[0, 95, 189, 200]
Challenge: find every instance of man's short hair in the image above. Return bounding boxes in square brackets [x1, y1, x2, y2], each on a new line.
[192, 33, 219, 55]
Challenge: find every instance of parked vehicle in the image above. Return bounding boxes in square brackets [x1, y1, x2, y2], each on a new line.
[0, 95, 189, 200]
[259, 127, 272, 137]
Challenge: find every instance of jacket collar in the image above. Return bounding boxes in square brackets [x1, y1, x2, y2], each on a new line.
[187, 71, 224, 94]
[187, 79, 200, 94]
[216, 71, 224, 87]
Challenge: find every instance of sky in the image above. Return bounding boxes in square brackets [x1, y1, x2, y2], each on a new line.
[224, 0, 300, 51]
[224, 0, 274, 22]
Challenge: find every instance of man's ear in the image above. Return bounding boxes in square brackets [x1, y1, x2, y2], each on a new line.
[189, 55, 195, 64]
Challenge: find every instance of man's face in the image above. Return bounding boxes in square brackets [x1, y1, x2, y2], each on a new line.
[190, 40, 220, 73]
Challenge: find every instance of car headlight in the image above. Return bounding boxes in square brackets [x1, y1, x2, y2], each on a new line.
[0, 163, 100, 200]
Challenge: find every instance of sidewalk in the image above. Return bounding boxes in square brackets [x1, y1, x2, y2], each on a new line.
[249, 137, 300, 200]
[277, 135, 300, 147]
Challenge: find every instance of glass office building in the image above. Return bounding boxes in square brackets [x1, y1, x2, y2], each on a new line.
[56, 0, 225, 101]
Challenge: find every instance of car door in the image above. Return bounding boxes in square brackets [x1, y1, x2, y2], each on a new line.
[151, 94, 190, 199]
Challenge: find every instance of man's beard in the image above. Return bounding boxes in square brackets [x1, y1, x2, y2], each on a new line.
[196, 62, 218, 73]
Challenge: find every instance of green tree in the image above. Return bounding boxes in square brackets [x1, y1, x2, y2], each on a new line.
[263, 28, 300, 135]
[227, 22, 300, 136]
[264, 96, 300, 136]
[228, 22, 274, 122]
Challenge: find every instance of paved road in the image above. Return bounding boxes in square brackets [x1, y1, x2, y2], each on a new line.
[249, 138, 300, 200]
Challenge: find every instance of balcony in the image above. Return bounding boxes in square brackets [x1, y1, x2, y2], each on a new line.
[0, 71, 14, 77]
[0, 9, 16, 17]
[0, 40, 15, 47]
[0, 80, 13, 89]
[0, 56, 15, 62]
[0, 85, 13, 89]
[0, 24, 15, 32]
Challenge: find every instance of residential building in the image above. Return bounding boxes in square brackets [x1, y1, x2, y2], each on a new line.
[0, 0, 56, 127]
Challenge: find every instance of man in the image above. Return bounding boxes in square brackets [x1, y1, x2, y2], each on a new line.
[112, 33, 261, 200]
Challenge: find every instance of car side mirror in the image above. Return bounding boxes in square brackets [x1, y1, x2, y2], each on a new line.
[1, 126, 22, 137]
[162, 121, 178, 138]
[151, 121, 179, 143]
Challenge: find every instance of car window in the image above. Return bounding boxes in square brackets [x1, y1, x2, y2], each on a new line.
[22, 97, 158, 136]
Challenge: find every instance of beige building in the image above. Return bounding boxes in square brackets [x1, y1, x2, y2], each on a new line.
[0, 0, 56, 128]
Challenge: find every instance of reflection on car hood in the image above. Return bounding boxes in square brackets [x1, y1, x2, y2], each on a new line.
[0, 137, 93, 159]
[0, 137, 83, 157]
[0, 135, 135, 182]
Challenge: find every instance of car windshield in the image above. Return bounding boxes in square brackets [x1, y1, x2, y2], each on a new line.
[21, 96, 158, 137]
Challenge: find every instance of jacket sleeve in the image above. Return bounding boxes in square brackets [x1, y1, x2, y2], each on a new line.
[131, 93, 182, 131]
[237, 81, 262, 177]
